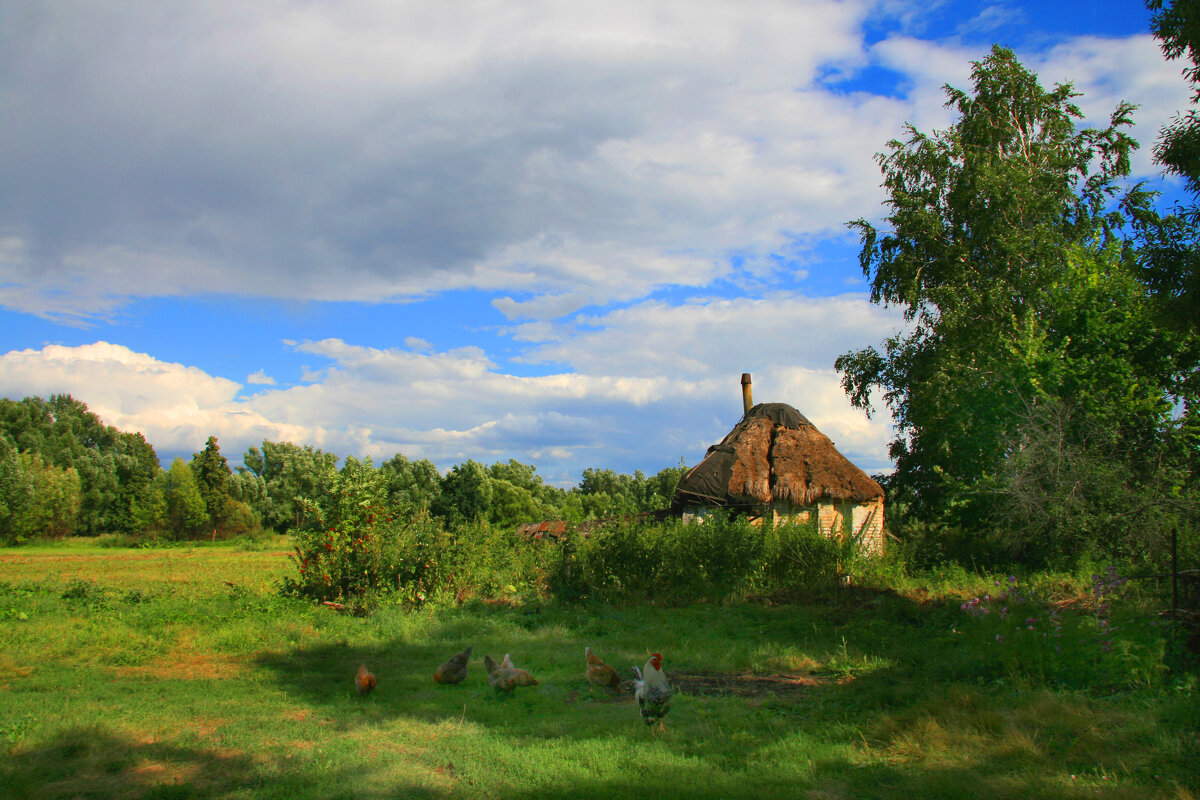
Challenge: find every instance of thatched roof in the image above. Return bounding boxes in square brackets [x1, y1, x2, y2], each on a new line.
[672, 402, 883, 510]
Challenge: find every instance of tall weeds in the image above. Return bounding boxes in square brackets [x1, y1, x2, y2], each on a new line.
[282, 510, 862, 609]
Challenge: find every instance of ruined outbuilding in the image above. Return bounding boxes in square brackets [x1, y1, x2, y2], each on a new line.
[670, 375, 885, 553]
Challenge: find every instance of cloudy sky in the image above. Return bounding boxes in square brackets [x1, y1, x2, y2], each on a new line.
[1, 0, 1192, 485]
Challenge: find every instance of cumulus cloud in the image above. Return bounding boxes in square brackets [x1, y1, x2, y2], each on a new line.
[0, 343, 311, 459]
[0, 317, 899, 483]
[511, 294, 906, 378]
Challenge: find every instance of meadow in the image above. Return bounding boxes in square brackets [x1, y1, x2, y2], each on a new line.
[1, 536, 1197, 800]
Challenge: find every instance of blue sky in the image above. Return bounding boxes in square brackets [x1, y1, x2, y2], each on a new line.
[0, 0, 1193, 486]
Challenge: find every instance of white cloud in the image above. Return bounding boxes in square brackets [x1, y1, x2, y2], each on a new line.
[0, 305, 900, 483]
[513, 294, 906, 378]
[246, 370, 276, 385]
[0, 343, 310, 459]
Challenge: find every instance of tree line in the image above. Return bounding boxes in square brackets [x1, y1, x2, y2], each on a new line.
[0, 394, 688, 543]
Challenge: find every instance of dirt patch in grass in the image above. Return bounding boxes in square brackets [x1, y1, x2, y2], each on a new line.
[114, 651, 246, 681]
[563, 671, 823, 705]
[671, 670, 822, 701]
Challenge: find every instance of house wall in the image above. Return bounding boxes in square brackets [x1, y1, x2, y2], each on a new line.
[771, 498, 885, 555]
[849, 497, 885, 554]
[684, 500, 885, 555]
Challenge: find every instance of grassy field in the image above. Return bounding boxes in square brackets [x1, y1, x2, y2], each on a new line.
[0, 539, 1197, 799]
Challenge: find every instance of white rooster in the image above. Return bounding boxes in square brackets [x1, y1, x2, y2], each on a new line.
[631, 653, 671, 729]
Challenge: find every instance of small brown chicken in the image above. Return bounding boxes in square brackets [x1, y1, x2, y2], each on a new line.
[355, 664, 376, 695]
[585, 647, 621, 690]
[484, 654, 538, 692]
[433, 646, 471, 684]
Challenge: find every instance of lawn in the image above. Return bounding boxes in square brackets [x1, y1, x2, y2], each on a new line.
[0, 540, 1196, 799]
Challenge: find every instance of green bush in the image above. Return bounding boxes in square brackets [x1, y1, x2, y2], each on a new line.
[279, 509, 447, 611]
[546, 514, 855, 604]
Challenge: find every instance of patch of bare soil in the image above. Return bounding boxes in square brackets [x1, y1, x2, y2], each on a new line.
[671, 671, 822, 701]
[563, 672, 824, 705]
[113, 652, 245, 680]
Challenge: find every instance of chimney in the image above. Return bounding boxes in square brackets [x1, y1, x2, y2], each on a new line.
[741, 373, 753, 415]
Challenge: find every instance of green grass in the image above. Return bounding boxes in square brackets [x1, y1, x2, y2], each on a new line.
[0, 542, 1197, 799]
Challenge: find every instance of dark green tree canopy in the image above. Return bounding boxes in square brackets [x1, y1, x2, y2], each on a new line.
[191, 436, 232, 529]
[1138, 1, 1200, 334]
[1149, 0, 1200, 193]
[836, 45, 1192, 538]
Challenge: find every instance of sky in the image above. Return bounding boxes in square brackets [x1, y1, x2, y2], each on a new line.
[0, 0, 1193, 486]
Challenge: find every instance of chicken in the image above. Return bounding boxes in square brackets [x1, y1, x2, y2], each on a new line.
[500, 653, 515, 669]
[433, 646, 471, 684]
[585, 647, 621, 690]
[355, 664, 376, 696]
[632, 653, 671, 728]
[483, 654, 538, 692]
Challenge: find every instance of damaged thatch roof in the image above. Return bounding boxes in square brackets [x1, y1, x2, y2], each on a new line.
[672, 402, 883, 510]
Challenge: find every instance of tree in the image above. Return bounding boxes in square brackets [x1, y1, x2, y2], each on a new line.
[242, 441, 338, 531]
[110, 431, 162, 533]
[163, 458, 207, 539]
[434, 460, 493, 524]
[485, 458, 564, 524]
[379, 453, 442, 512]
[988, 241, 1197, 559]
[191, 436, 232, 533]
[835, 45, 1160, 529]
[0, 441, 81, 543]
[1149, 0, 1200, 194]
[1138, 1, 1200, 332]
[0, 395, 161, 534]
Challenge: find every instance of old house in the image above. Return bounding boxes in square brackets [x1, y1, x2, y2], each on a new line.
[670, 374, 885, 553]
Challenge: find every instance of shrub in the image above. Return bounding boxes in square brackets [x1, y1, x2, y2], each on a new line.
[280, 510, 447, 611]
[546, 514, 855, 604]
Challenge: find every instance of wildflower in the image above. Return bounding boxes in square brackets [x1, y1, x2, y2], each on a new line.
[995, 634, 1004, 643]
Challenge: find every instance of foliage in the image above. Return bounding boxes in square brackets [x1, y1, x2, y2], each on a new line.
[0, 395, 161, 535]
[1149, 0, 1200, 200]
[0, 445, 81, 543]
[433, 460, 494, 525]
[378, 452, 442, 512]
[162, 458, 208, 539]
[242, 440, 338, 532]
[546, 515, 852, 604]
[280, 459, 447, 611]
[191, 435, 233, 532]
[836, 46, 1198, 557]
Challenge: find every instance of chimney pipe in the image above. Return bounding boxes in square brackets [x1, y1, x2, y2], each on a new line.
[741, 373, 753, 415]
